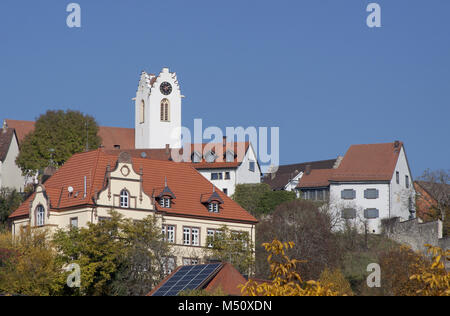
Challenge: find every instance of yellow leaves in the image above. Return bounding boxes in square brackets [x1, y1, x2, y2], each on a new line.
[408, 245, 449, 296]
[241, 239, 340, 297]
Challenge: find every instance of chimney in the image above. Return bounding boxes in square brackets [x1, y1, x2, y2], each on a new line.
[394, 140, 400, 148]
[2, 120, 7, 133]
[305, 165, 312, 175]
[223, 136, 227, 147]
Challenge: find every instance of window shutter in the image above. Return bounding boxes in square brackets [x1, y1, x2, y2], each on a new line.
[341, 189, 356, 200]
[364, 189, 379, 199]
[364, 208, 379, 219]
[341, 208, 356, 219]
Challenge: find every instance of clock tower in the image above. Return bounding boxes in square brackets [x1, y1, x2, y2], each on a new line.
[135, 68, 182, 149]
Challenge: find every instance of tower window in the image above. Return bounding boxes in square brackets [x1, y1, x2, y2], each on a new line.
[120, 189, 129, 208]
[160, 98, 170, 122]
[139, 100, 145, 124]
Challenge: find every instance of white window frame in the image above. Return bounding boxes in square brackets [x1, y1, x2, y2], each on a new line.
[192, 228, 200, 246]
[208, 202, 219, 213]
[70, 217, 78, 228]
[183, 227, 191, 245]
[120, 189, 130, 208]
[162, 225, 175, 243]
[160, 197, 171, 208]
[36, 205, 45, 227]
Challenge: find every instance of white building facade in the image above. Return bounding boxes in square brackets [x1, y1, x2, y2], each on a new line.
[0, 127, 25, 192]
[328, 142, 415, 234]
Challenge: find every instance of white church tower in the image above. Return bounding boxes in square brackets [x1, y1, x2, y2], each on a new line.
[135, 68, 182, 149]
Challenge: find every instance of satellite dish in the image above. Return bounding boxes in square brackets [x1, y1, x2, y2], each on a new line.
[141, 152, 147, 158]
[68, 186, 74, 194]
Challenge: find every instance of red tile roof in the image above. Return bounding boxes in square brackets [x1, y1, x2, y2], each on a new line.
[3, 120, 134, 150]
[98, 126, 134, 149]
[147, 262, 246, 296]
[329, 142, 403, 182]
[297, 169, 335, 188]
[9, 149, 257, 224]
[4, 120, 34, 145]
[262, 159, 338, 190]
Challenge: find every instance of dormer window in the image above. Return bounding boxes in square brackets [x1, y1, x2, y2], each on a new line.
[201, 189, 223, 213]
[35, 205, 45, 227]
[205, 151, 216, 163]
[120, 189, 130, 208]
[160, 197, 172, 208]
[225, 150, 235, 163]
[155, 180, 176, 209]
[209, 202, 219, 213]
[192, 151, 202, 163]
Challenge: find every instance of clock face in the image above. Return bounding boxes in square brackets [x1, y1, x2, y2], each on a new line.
[160, 82, 172, 95]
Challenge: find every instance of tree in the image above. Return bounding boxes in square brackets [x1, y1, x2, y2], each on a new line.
[0, 229, 64, 296]
[110, 216, 173, 296]
[378, 245, 428, 296]
[240, 239, 339, 296]
[319, 268, 354, 296]
[16, 110, 101, 177]
[409, 245, 449, 296]
[53, 210, 172, 296]
[255, 200, 340, 281]
[416, 169, 450, 236]
[203, 226, 254, 276]
[0, 188, 24, 231]
[232, 183, 296, 218]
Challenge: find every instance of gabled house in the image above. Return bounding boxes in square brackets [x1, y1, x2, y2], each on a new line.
[414, 180, 450, 221]
[0, 125, 24, 191]
[297, 141, 416, 234]
[262, 158, 340, 196]
[8, 149, 258, 268]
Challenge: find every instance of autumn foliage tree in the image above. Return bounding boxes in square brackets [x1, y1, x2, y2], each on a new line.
[240, 239, 339, 296]
[0, 229, 64, 296]
[409, 245, 449, 296]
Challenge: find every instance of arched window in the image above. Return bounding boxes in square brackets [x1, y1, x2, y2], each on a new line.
[120, 190, 129, 208]
[139, 100, 145, 124]
[160, 98, 170, 122]
[36, 205, 45, 227]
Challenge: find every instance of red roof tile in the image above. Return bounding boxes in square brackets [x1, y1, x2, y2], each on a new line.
[297, 169, 335, 188]
[329, 142, 403, 182]
[4, 120, 34, 145]
[9, 149, 257, 224]
[4, 120, 134, 150]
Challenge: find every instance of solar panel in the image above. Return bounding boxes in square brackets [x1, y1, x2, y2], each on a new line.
[152, 263, 222, 296]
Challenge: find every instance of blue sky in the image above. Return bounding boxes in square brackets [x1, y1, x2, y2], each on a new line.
[0, 0, 449, 177]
